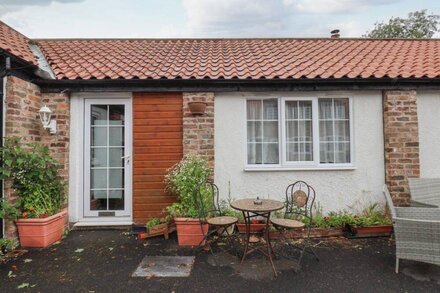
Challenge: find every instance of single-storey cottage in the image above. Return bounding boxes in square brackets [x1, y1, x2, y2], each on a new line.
[1, 20, 439, 238]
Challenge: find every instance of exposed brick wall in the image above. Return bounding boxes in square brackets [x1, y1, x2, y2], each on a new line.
[41, 93, 70, 180]
[182, 93, 215, 169]
[383, 90, 420, 206]
[3, 76, 70, 238]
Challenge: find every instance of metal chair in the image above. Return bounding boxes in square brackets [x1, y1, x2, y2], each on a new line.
[271, 180, 319, 265]
[193, 182, 239, 256]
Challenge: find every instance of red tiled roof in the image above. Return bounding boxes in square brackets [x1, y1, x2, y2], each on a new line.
[1, 19, 440, 81]
[37, 38, 440, 80]
[0, 21, 37, 65]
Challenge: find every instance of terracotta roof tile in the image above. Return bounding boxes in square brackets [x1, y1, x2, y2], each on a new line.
[29, 37, 440, 81]
[0, 21, 37, 65]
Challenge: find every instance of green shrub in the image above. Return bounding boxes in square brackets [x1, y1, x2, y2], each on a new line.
[304, 204, 391, 228]
[0, 138, 66, 220]
[164, 155, 212, 218]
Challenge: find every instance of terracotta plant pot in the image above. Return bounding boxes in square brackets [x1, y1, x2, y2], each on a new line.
[237, 222, 266, 233]
[15, 209, 68, 248]
[343, 224, 393, 238]
[187, 102, 207, 115]
[174, 217, 208, 246]
[147, 223, 168, 234]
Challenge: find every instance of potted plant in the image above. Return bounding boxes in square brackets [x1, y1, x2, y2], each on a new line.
[146, 217, 167, 233]
[0, 139, 67, 248]
[342, 204, 392, 238]
[235, 214, 266, 233]
[165, 155, 212, 246]
[138, 215, 174, 240]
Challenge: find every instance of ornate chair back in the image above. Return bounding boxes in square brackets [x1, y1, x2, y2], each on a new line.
[193, 181, 221, 222]
[284, 181, 316, 225]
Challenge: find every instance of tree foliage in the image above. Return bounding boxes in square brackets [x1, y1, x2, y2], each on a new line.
[365, 10, 440, 38]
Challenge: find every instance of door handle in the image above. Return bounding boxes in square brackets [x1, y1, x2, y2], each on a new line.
[121, 155, 131, 164]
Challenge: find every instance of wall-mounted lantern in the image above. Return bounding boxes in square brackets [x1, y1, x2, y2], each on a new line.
[39, 105, 57, 134]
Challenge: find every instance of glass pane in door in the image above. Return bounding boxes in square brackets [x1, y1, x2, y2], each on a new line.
[90, 104, 125, 211]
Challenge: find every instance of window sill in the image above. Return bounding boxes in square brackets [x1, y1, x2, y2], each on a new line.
[244, 166, 357, 171]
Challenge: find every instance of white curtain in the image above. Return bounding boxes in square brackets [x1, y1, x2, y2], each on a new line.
[247, 100, 262, 120]
[247, 99, 279, 164]
[319, 98, 350, 163]
[247, 100, 261, 164]
[286, 101, 312, 161]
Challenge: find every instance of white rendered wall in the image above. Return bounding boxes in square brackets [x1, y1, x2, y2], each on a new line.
[214, 91, 385, 214]
[418, 92, 440, 177]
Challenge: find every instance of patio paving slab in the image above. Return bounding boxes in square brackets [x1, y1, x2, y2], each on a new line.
[132, 256, 195, 277]
[0, 229, 439, 292]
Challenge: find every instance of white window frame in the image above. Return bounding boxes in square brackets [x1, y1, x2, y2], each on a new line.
[244, 97, 282, 168]
[281, 97, 317, 167]
[245, 96, 355, 171]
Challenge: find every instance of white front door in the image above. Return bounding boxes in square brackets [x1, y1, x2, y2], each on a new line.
[84, 99, 132, 219]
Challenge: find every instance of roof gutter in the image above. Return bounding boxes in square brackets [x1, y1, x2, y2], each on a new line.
[34, 77, 440, 93]
[0, 49, 52, 80]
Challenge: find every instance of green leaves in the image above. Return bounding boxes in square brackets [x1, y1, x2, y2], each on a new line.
[306, 204, 391, 228]
[164, 155, 212, 218]
[0, 138, 66, 220]
[365, 9, 440, 38]
[0, 199, 21, 221]
[146, 218, 161, 228]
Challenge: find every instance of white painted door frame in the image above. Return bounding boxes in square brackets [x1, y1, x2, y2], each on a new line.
[84, 98, 132, 218]
[69, 93, 133, 225]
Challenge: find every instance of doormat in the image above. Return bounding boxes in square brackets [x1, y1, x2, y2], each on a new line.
[132, 256, 195, 277]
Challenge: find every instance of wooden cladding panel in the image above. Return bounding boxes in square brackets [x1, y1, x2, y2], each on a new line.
[132, 93, 183, 224]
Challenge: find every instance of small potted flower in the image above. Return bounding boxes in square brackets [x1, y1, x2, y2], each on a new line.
[0, 139, 67, 248]
[165, 155, 212, 246]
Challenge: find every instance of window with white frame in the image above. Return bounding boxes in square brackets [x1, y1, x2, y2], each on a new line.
[246, 99, 279, 165]
[246, 97, 352, 168]
[285, 100, 313, 162]
[318, 98, 351, 164]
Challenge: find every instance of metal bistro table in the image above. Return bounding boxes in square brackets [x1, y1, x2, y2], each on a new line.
[230, 198, 284, 276]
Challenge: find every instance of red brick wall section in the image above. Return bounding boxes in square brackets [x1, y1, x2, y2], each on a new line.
[41, 93, 70, 180]
[182, 93, 215, 169]
[383, 90, 420, 206]
[3, 76, 70, 238]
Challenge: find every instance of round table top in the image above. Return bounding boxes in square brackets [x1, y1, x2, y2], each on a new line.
[230, 198, 284, 213]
